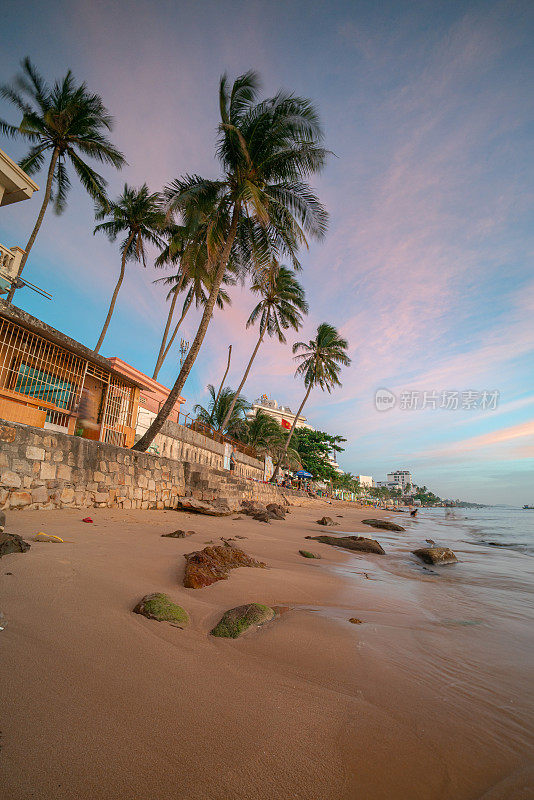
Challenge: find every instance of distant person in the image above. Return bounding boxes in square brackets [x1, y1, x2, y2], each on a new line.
[410, 508, 418, 517]
[229, 447, 237, 473]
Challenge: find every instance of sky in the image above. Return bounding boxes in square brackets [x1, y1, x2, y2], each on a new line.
[1, 0, 532, 504]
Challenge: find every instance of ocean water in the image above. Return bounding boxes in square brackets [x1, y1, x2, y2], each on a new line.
[421, 505, 534, 556]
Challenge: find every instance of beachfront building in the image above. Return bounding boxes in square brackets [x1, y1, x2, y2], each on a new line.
[107, 357, 186, 438]
[327, 452, 343, 474]
[376, 480, 403, 491]
[246, 394, 314, 431]
[0, 302, 143, 447]
[355, 475, 373, 488]
[387, 469, 413, 489]
[0, 147, 39, 295]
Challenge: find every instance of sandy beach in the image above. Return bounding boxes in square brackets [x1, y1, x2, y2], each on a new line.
[1, 502, 533, 800]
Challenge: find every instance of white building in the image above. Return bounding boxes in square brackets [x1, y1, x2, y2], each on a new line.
[0, 147, 39, 294]
[376, 480, 403, 491]
[387, 470, 413, 488]
[356, 475, 373, 488]
[327, 453, 343, 475]
[247, 395, 314, 432]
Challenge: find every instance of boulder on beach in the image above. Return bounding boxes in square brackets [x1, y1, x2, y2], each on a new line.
[252, 511, 271, 523]
[0, 532, 31, 558]
[316, 516, 338, 527]
[412, 547, 457, 565]
[306, 534, 385, 555]
[211, 603, 275, 638]
[133, 593, 189, 624]
[161, 530, 195, 538]
[266, 503, 287, 519]
[241, 501, 288, 521]
[299, 549, 321, 559]
[175, 497, 232, 516]
[362, 518, 405, 532]
[183, 544, 266, 588]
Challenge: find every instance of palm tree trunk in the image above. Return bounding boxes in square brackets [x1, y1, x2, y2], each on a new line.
[94, 229, 135, 354]
[271, 383, 312, 482]
[6, 146, 60, 304]
[160, 293, 193, 365]
[220, 329, 264, 431]
[132, 204, 241, 451]
[214, 344, 232, 408]
[152, 278, 183, 379]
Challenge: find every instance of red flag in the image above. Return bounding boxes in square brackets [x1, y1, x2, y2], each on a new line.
[281, 419, 291, 429]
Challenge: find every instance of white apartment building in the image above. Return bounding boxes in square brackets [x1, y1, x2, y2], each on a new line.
[0, 148, 39, 294]
[387, 470, 413, 488]
[327, 453, 343, 475]
[376, 480, 403, 491]
[356, 475, 373, 488]
[247, 395, 314, 432]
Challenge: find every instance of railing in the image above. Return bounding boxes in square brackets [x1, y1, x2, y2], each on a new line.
[186, 417, 259, 460]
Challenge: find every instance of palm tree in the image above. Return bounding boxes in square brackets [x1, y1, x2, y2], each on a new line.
[153, 258, 234, 380]
[193, 384, 250, 434]
[132, 70, 327, 451]
[220, 264, 308, 431]
[0, 57, 125, 302]
[236, 409, 301, 467]
[271, 323, 351, 482]
[93, 184, 165, 353]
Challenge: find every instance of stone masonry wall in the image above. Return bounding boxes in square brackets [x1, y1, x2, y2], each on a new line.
[0, 419, 300, 512]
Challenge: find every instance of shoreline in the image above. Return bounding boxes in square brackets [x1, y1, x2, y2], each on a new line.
[1, 502, 532, 799]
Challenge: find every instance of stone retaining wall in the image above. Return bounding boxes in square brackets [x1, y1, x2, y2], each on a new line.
[138, 417, 265, 480]
[0, 419, 306, 512]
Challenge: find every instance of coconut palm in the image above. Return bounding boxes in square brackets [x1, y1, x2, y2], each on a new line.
[220, 264, 308, 431]
[271, 323, 351, 482]
[236, 409, 301, 467]
[132, 70, 327, 451]
[93, 184, 165, 353]
[153, 258, 234, 380]
[193, 384, 250, 434]
[0, 57, 125, 302]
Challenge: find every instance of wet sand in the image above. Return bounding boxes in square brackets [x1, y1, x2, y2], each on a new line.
[1, 503, 533, 799]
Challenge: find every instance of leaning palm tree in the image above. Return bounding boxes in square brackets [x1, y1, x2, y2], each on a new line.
[93, 184, 165, 353]
[153, 258, 234, 380]
[193, 384, 250, 434]
[271, 323, 351, 482]
[132, 70, 327, 451]
[220, 264, 308, 431]
[0, 57, 125, 302]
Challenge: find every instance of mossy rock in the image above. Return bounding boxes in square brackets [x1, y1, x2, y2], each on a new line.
[211, 603, 274, 638]
[299, 549, 321, 559]
[133, 593, 189, 625]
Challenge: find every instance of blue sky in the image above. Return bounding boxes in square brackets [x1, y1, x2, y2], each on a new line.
[1, 0, 533, 503]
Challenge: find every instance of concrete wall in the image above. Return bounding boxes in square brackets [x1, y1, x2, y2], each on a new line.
[0, 419, 303, 512]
